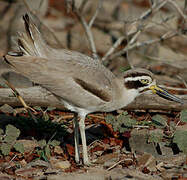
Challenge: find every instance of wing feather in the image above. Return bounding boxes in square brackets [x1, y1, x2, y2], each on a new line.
[4, 54, 115, 109]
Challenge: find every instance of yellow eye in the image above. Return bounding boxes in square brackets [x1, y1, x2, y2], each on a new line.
[141, 79, 150, 84]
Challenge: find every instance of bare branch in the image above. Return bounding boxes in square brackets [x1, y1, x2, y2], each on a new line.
[168, 0, 187, 20]
[79, 0, 89, 12]
[137, 0, 168, 21]
[73, 0, 102, 60]
[89, 0, 102, 28]
[75, 10, 98, 59]
[102, 0, 170, 63]
[176, 75, 187, 88]
[0, 87, 186, 111]
[101, 36, 125, 61]
[109, 30, 179, 61]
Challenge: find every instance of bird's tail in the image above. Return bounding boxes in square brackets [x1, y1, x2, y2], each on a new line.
[15, 14, 48, 58]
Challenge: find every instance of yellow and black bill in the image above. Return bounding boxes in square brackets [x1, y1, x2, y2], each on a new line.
[150, 85, 184, 104]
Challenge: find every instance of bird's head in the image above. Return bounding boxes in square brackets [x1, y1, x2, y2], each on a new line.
[122, 68, 183, 104]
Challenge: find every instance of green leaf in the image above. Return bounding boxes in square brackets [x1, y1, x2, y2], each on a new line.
[105, 114, 116, 124]
[180, 110, 187, 123]
[123, 117, 137, 128]
[0, 143, 12, 155]
[152, 115, 167, 128]
[149, 130, 163, 143]
[173, 130, 187, 154]
[105, 112, 136, 133]
[14, 142, 24, 153]
[49, 140, 60, 147]
[4, 135, 17, 143]
[38, 139, 46, 148]
[5, 125, 20, 139]
[121, 111, 128, 116]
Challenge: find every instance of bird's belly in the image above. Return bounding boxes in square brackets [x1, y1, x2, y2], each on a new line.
[60, 89, 138, 114]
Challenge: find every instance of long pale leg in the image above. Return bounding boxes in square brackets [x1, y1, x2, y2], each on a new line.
[79, 114, 90, 165]
[73, 113, 80, 163]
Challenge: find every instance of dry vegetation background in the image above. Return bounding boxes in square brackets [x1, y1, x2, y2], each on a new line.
[0, 0, 187, 179]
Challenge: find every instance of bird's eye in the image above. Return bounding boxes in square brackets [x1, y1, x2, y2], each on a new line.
[141, 79, 150, 84]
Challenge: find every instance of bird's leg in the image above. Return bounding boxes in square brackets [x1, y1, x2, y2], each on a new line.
[73, 113, 80, 164]
[79, 114, 90, 165]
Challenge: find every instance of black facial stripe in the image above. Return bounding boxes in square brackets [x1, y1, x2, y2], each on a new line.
[125, 80, 148, 89]
[124, 72, 151, 79]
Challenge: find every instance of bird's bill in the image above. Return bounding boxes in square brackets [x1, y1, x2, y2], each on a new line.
[149, 85, 183, 104]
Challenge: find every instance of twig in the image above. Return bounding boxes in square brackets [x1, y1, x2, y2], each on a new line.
[102, 0, 170, 62]
[89, 0, 102, 28]
[79, 0, 89, 12]
[102, 14, 175, 62]
[75, 11, 98, 59]
[133, 125, 150, 129]
[138, 0, 168, 21]
[109, 30, 179, 61]
[168, 0, 187, 20]
[101, 36, 125, 61]
[88, 114, 105, 119]
[4, 80, 38, 123]
[88, 140, 104, 151]
[74, 1, 102, 60]
[107, 159, 131, 171]
[176, 75, 187, 88]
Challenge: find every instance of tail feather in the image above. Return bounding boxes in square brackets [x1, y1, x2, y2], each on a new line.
[18, 14, 49, 58]
[18, 33, 37, 56]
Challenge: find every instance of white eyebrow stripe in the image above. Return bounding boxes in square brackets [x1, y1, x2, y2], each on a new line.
[124, 76, 152, 82]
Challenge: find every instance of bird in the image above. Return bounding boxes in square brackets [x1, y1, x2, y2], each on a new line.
[3, 14, 183, 165]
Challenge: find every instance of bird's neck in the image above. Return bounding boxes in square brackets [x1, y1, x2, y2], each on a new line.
[111, 78, 140, 110]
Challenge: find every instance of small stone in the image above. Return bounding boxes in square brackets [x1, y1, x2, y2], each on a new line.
[50, 157, 71, 170]
[129, 129, 158, 156]
[95, 153, 119, 165]
[137, 153, 157, 172]
[53, 161, 71, 170]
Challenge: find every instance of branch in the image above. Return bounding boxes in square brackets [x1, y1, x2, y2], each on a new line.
[89, 0, 102, 28]
[101, 0, 170, 63]
[75, 11, 98, 59]
[74, 0, 102, 60]
[0, 87, 186, 111]
[168, 0, 187, 20]
[101, 36, 125, 61]
[109, 30, 179, 61]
